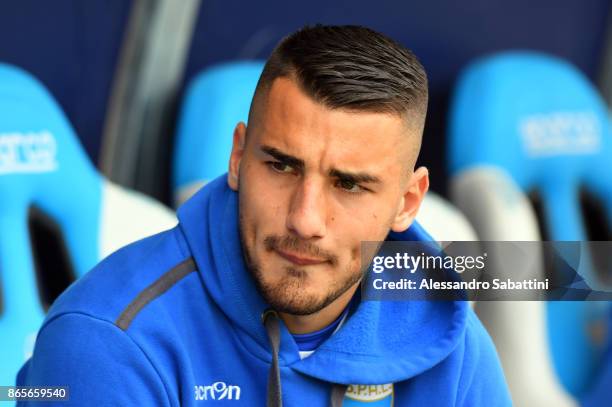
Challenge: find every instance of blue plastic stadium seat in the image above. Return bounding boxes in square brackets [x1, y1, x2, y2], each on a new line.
[448, 51, 612, 405]
[0, 63, 177, 385]
[173, 61, 264, 206]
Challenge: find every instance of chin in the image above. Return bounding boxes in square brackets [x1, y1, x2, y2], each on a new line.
[265, 293, 329, 316]
[255, 273, 330, 315]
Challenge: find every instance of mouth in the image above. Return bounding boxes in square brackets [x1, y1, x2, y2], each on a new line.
[274, 249, 327, 266]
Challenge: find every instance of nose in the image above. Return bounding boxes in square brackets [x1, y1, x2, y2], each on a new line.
[286, 178, 327, 239]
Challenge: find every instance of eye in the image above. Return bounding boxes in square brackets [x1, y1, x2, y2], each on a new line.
[335, 178, 365, 194]
[267, 161, 295, 174]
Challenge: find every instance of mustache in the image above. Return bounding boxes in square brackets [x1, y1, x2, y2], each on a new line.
[264, 235, 338, 266]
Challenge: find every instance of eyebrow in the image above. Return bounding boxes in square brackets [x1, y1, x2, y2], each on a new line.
[329, 169, 382, 185]
[260, 145, 382, 185]
[261, 146, 305, 171]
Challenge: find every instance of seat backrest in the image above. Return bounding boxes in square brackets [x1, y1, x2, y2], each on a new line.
[449, 51, 612, 244]
[448, 51, 612, 401]
[173, 61, 263, 206]
[0, 63, 176, 385]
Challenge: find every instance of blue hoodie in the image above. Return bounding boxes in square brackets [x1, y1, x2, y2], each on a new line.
[17, 175, 511, 406]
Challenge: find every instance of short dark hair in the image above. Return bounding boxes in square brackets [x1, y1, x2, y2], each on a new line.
[250, 25, 428, 125]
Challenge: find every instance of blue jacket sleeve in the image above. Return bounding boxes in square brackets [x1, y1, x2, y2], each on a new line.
[16, 312, 171, 406]
[456, 312, 513, 407]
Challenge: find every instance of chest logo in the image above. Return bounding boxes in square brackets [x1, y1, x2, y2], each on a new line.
[194, 382, 241, 401]
[344, 384, 394, 406]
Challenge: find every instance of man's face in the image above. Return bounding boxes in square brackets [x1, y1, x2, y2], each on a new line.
[228, 77, 428, 316]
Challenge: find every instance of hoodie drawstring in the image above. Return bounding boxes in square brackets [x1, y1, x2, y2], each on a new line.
[263, 309, 348, 407]
[263, 310, 283, 407]
[330, 384, 348, 407]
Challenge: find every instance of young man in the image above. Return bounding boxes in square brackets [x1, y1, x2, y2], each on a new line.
[17, 25, 511, 406]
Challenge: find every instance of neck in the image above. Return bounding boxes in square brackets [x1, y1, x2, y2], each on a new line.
[279, 282, 359, 334]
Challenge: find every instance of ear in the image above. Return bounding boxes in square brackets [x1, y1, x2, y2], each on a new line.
[228, 122, 247, 191]
[390, 166, 429, 232]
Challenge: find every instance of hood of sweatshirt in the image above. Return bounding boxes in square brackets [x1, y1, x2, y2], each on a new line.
[177, 175, 468, 385]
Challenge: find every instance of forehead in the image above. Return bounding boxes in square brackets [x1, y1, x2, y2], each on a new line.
[252, 77, 411, 171]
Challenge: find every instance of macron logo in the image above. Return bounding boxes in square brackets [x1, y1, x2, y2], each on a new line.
[0, 130, 58, 175]
[194, 382, 241, 401]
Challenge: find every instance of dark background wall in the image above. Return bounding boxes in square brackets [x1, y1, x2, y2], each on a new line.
[0, 0, 609, 196]
[0, 0, 132, 162]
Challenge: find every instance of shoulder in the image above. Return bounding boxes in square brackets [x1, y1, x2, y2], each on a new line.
[463, 309, 498, 363]
[18, 312, 172, 405]
[17, 227, 200, 403]
[456, 308, 512, 406]
[44, 226, 196, 331]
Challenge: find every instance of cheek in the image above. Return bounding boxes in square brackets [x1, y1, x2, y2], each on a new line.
[332, 215, 377, 260]
[332, 203, 394, 262]
[240, 172, 286, 237]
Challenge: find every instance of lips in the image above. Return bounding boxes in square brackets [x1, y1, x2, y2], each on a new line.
[275, 249, 327, 266]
